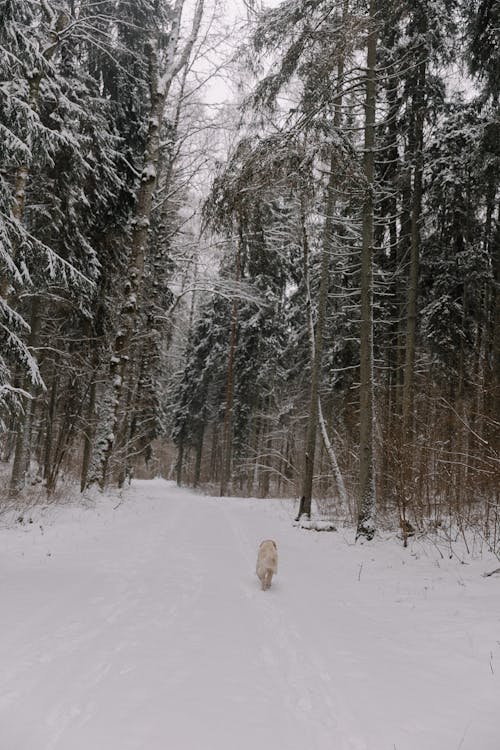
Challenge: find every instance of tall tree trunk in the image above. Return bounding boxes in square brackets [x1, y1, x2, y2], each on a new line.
[299, 157, 335, 518]
[356, 0, 377, 541]
[399, 20, 426, 538]
[220, 235, 242, 497]
[259, 394, 274, 498]
[9, 297, 43, 495]
[298, 20, 347, 519]
[42, 368, 58, 484]
[193, 419, 205, 488]
[115, 345, 141, 488]
[489, 200, 500, 460]
[402, 39, 426, 435]
[247, 406, 262, 496]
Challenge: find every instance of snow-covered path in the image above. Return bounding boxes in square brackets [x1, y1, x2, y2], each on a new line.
[1, 480, 499, 750]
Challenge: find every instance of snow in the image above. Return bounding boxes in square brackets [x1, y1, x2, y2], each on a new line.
[141, 163, 157, 180]
[1, 479, 499, 750]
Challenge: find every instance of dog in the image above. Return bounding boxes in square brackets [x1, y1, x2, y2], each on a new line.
[256, 539, 278, 591]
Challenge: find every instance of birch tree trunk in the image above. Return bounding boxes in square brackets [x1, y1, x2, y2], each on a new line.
[193, 418, 205, 488]
[81, 375, 98, 492]
[399, 22, 426, 539]
[176, 439, 186, 486]
[86, 0, 204, 490]
[42, 367, 58, 484]
[489, 200, 500, 462]
[356, 0, 377, 541]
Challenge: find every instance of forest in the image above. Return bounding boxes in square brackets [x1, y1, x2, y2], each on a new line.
[0, 0, 498, 546]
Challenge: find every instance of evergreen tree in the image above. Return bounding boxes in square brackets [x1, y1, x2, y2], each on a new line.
[0, 1, 124, 491]
[86, 0, 205, 489]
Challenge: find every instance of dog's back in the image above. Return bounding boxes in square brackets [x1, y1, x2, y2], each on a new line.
[256, 539, 278, 590]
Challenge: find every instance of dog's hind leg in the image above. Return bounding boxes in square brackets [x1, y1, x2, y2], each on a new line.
[263, 569, 272, 590]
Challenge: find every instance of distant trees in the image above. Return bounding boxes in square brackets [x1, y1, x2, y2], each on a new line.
[171, 0, 499, 546]
[174, 134, 302, 494]
[179, 0, 382, 528]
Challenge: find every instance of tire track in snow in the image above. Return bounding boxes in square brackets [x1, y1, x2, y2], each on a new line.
[0, 491, 206, 750]
[219, 500, 368, 750]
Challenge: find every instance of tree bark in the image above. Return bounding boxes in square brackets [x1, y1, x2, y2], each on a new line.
[402, 29, 426, 436]
[220, 235, 242, 496]
[193, 419, 205, 487]
[356, 0, 377, 541]
[299, 19, 347, 518]
[398, 17, 427, 535]
[176, 438, 186, 486]
[300, 155, 335, 518]
[9, 297, 43, 495]
[80, 375, 98, 492]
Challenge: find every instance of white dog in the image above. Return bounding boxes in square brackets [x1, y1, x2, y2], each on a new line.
[256, 539, 278, 591]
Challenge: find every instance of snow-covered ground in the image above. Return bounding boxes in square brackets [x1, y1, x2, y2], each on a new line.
[1, 479, 499, 750]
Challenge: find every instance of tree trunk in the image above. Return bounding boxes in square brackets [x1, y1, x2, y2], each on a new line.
[356, 0, 377, 541]
[259, 395, 273, 498]
[176, 437, 186, 486]
[80, 374, 98, 492]
[398, 19, 427, 535]
[299, 161, 334, 517]
[42, 368, 58, 484]
[488, 200, 500, 463]
[402, 39, 426, 436]
[247, 407, 262, 496]
[299, 24, 346, 517]
[9, 297, 43, 495]
[193, 419, 205, 487]
[220, 235, 242, 497]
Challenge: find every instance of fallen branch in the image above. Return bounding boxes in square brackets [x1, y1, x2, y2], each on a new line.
[294, 516, 337, 532]
[482, 568, 500, 578]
